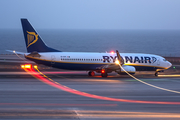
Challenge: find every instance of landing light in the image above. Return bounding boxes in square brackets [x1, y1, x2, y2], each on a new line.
[115, 60, 120, 65]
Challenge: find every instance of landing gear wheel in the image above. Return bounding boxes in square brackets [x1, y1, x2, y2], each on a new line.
[155, 72, 158, 77]
[101, 72, 108, 77]
[88, 71, 95, 76]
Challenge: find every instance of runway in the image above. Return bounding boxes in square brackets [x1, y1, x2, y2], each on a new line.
[1, 71, 180, 119]
[0, 55, 180, 119]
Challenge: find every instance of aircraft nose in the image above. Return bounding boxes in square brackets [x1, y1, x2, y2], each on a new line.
[167, 61, 172, 68]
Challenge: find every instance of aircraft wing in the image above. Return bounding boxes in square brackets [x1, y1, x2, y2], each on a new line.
[96, 64, 120, 73]
[96, 50, 136, 75]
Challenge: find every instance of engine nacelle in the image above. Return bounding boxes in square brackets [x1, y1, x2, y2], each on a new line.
[116, 65, 136, 75]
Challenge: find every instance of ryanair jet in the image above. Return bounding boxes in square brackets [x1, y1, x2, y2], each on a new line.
[15, 19, 172, 77]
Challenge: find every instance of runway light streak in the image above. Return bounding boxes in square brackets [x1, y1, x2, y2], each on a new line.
[75, 110, 180, 118]
[0, 103, 116, 107]
[1, 110, 180, 118]
[21, 66, 180, 105]
[158, 74, 180, 77]
[34, 65, 38, 69]
[13, 51, 28, 63]
[118, 64, 180, 94]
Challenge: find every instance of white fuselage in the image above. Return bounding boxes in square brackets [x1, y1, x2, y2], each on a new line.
[25, 52, 172, 71]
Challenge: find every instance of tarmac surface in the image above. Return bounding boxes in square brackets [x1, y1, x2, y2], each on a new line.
[0, 55, 180, 119]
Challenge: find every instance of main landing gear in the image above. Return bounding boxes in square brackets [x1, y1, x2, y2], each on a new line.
[101, 72, 108, 77]
[88, 71, 95, 76]
[101, 69, 108, 77]
[88, 70, 108, 77]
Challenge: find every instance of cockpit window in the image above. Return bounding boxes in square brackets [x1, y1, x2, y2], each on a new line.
[163, 59, 167, 61]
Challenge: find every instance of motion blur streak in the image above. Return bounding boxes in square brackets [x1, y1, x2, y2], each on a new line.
[158, 74, 180, 77]
[13, 51, 28, 63]
[118, 64, 180, 94]
[75, 110, 180, 118]
[1, 109, 180, 118]
[23, 67, 180, 105]
[0, 103, 117, 107]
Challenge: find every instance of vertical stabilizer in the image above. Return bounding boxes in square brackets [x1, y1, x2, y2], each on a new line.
[21, 19, 60, 53]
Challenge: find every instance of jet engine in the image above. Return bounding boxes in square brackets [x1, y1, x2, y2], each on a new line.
[115, 65, 136, 75]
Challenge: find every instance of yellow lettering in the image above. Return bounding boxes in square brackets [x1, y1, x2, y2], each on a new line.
[26, 31, 38, 48]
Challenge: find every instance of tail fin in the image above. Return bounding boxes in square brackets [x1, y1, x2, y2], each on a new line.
[21, 18, 60, 53]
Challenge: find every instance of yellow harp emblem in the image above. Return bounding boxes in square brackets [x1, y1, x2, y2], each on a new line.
[27, 31, 38, 48]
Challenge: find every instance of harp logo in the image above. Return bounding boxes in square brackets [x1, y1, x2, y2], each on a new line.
[27, 31, 38, 48]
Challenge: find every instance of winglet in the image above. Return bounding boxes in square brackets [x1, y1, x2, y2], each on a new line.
[116, 50, 124, 65]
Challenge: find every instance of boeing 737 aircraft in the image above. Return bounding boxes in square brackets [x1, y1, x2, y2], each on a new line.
[12, 19, 172, 77]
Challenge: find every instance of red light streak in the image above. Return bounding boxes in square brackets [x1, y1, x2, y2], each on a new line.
[23, 67, 180, 105]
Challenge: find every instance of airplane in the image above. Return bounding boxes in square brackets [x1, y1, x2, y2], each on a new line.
[11, 18, 172, 77]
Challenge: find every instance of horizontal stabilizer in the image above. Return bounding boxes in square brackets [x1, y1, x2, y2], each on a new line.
[6, 50, 27, 55]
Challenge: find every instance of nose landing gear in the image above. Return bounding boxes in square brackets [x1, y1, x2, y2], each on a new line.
[155, 72, 158, 77]
[155, 70, 164, 77]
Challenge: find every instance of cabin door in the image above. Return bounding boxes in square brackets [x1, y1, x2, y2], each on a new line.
[51, 55, 56, 64]
[157, 58, 160, 66]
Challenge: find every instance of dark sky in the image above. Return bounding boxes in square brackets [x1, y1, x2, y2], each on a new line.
[1, 0, 180, 29]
